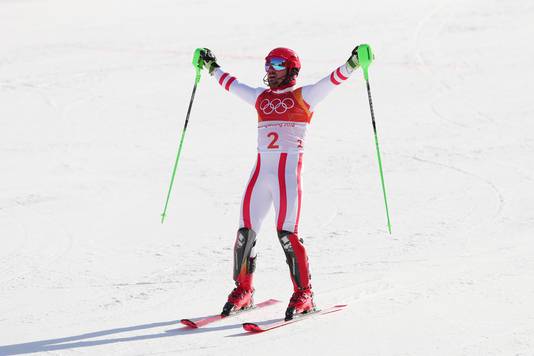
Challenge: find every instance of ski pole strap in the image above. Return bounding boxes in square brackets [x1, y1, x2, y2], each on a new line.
[192, 48, 204, 84]
[357, 44, 374, 82]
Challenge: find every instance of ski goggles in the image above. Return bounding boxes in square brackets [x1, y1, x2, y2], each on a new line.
[265, 57, 287, 71]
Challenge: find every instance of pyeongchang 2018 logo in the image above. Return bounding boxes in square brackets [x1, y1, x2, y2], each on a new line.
[259, 98, 294, 115]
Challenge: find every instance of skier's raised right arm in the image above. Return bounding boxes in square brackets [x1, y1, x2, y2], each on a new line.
[200, 48, 263, 106]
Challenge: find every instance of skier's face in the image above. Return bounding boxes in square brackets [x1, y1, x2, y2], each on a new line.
[265, 57, 289, 89]
[266, 66, 288, 89]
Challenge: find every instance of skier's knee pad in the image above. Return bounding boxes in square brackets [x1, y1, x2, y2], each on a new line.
[233, 228, 257, 280]
[277, 230, 310, 289]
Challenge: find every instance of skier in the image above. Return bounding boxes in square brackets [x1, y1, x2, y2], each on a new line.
[198, 46, 362, 320]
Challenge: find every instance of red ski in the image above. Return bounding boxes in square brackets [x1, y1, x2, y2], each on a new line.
[180, 298, 281, 328]
[242, 304, 348, 333]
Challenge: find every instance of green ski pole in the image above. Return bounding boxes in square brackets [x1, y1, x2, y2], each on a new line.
[161, 48, 204, 223]
[357, 44, 392, 234]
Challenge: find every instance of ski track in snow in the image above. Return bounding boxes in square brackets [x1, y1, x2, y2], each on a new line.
[1, 0, 534, 355]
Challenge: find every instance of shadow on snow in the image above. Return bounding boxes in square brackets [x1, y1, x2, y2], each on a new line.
[0, 320, 243, 355]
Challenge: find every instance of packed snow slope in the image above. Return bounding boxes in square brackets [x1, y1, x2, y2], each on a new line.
[1, 0, 533, 355]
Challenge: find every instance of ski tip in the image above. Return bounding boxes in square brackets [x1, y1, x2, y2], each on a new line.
[333, 304, 348, 308]
[264, 298, 282, 304]
[242, 322, 264, 333]
[180, 319, 198, 328]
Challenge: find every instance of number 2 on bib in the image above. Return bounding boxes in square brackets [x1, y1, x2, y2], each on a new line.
[267, 132, 279, 149]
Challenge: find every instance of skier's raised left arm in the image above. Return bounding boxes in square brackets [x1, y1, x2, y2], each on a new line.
[200, 48, 264, 106]
[301, 46, 362, 110]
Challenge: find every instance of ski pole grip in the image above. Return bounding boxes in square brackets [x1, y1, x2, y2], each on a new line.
[192, 48, 204, 84]
[357, 44, 373, 81]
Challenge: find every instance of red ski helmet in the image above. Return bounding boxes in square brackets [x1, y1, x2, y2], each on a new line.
[265, 47, 301, 71]
[265, 47, 301, 86]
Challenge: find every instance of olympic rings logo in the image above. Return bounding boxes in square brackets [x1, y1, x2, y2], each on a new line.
[259, 98, 295, 115]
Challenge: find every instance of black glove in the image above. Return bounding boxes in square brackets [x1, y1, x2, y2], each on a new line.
[347, 45, 360, 70]
[200, 48, 220, 75]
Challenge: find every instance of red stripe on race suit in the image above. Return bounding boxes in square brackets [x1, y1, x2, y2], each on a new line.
[243, 153, 261, 229]
[277, 153, 288, 231]
[294, 153, 303, 234]
[330, 71, 340, 85]
[225, 77, 236, 91]
[219, 73, 229, 86]
[336, 67, 348, 80]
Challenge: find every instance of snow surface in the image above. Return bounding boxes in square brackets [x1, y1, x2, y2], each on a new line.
[1, 0, 534, 355]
